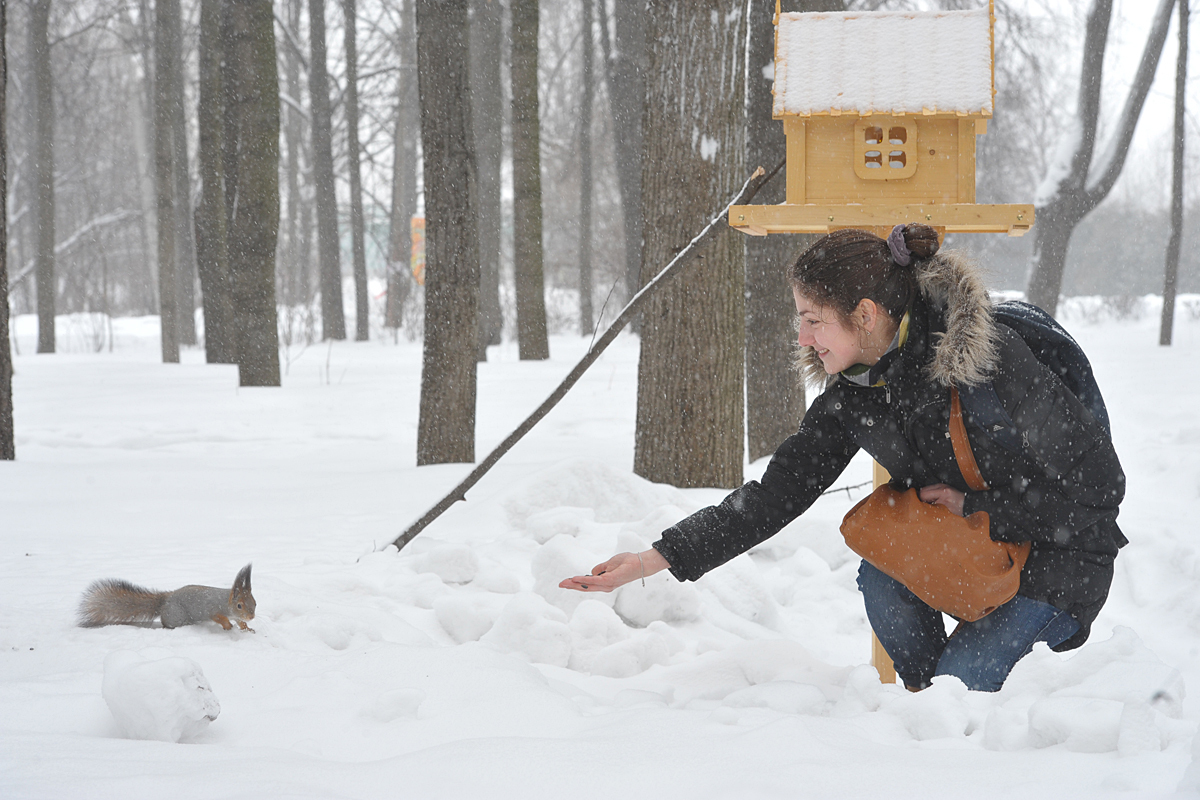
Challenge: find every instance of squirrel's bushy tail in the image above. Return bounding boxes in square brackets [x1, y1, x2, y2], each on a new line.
[77, 579, 165, 627]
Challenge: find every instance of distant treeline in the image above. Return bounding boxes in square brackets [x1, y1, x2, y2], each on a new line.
[947, 199, 1200, 299]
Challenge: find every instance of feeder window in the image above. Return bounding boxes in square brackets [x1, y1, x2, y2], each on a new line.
[854, 117, 918, 181]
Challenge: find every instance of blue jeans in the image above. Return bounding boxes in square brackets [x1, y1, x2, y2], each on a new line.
[856, 560, 1080, 692]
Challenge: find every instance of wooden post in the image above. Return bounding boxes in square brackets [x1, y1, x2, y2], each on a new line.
[870, 459, 897, 684]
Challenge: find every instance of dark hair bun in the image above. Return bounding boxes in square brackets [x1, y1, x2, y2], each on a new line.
[903, 223, 940, 260]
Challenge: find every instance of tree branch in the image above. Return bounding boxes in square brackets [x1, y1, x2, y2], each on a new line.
[390, 161, 783, 552]
[7, 210, 141, 294]
[273, 11, 309, 71]
[1039, 0, 1113, 206]
[1083, 0, 1177, 206]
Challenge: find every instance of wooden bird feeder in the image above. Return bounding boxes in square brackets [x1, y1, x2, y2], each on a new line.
[730, 0, 1033, 238]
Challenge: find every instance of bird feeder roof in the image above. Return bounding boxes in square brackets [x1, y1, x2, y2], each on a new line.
[773, 8, 994, 118]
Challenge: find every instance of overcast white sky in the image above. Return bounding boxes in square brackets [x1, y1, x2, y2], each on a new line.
[845, 0, 1194, 207]
[1011, 0, 1198, 208]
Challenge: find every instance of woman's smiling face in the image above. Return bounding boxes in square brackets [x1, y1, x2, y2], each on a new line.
[792, 287, 864, 375]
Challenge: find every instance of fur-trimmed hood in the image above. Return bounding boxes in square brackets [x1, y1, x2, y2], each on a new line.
[795, 249, 1000, 389]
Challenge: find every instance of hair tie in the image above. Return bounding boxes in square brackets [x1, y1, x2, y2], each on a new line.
[886, 224, 912, 267]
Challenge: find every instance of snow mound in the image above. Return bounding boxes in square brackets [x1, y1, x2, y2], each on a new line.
[567, 599, 631, 672]
[721, 680, 830, 716]
[531, 533, 614, 617]
[879, 675, 973, 740]
[365, 688, 426, 722]
[102, 649, 220, 743]
[644, 628, 1189, 755]
[613, 570, 702, 628]
[501, 459, 693, 528]
[480, 592, 573, 667]
[411, 542, 480, 584]
[980, 627, 1188, 754]
[524, 506, 601, 545]
[434, 594, 500, 644]
[589, 621, 683, 679]
[696, 555, 781, 631]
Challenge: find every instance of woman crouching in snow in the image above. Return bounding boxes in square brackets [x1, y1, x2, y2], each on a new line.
[560, 224, 1126, 692]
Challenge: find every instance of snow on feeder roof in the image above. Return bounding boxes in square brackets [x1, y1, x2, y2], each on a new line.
[730, 1, 1031, 238]
[773, 8, 994, 118]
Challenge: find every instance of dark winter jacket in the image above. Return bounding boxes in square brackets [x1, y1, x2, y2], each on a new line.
[653, 251, 1126, 651]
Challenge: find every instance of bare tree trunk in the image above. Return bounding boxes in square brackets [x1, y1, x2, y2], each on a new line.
[196, 0, 236, 363]
[1161, 0, 1187, 346]
[510, 0, 549, 360]
[169, 0, 198, 348]
[634, 0, 746, 490]
[744, 0, 835, 461]
[471, 0, 503, 355]
[31, 0, 56, 354]
[605, 0, 644, 303]
[386, 0, 419, 332]
[577, 0, 594, 336]
[226, 0, 281, 386]
[155, 0, 182, 364]
[131, 97, 160, 314]
[309, 0, 346, 340]
[415, 0, 480, 464]
[1026, 0, 1174, 316]
[384, 109, 412, 332]
[343, 0, 370, 341]
[121, 7, 161, 317]
[282, 0, 305, 307]
[0, 0, 13, 460]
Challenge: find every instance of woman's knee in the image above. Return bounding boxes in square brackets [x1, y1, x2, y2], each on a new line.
[857, 560, 928, 613]
[934, 600, 1081, 692]
[857, 560, 902, 600]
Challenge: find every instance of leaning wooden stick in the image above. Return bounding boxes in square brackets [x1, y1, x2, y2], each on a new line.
[391, 160, 783, 552]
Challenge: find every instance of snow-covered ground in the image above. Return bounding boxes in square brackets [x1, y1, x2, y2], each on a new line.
[2, 296, 1199, 799]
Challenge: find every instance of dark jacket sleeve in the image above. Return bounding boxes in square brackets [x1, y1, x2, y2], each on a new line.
[962, 328, 1125, 546]
[654, 391, 860, 582]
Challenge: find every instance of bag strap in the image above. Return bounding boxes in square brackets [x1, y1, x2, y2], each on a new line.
[950, 387, 989, 492]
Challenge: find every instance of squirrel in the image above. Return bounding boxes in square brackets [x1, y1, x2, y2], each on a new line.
[77, 564, 256, 632]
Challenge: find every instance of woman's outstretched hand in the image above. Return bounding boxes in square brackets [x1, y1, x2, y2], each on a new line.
[919, 483, 966, 516]
[559, 548, 670, 593]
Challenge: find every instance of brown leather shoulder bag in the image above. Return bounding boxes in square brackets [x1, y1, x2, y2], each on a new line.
[839, 388, 1031, 622]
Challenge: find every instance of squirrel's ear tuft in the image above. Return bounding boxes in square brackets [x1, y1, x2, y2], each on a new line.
[235, 563, 252, 591]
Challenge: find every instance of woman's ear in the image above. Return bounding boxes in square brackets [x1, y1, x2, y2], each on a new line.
[855, 299, 879, 333]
